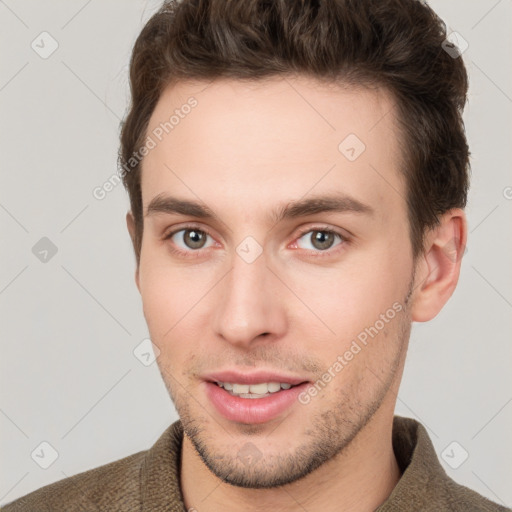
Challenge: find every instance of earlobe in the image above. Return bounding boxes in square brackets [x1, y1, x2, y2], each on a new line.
[126, 211, 141, 293]
[410, 209, 467, 322]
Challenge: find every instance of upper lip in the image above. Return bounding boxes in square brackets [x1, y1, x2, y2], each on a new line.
[202, 369, 309, 386]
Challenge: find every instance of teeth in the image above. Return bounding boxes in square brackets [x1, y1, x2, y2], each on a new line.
[249, 383, 268, 394]
[232, 384, 250, 394]
[217, 381, 295, 397]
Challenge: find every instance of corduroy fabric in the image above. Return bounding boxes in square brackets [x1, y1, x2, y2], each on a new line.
[2, 416, 509, 511]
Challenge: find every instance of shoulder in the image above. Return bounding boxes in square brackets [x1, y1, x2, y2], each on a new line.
[436, 478, 511, 512]
[1, 450, 146, 512]
[383, 416, 511, 512]
[2, 421, 184, 512]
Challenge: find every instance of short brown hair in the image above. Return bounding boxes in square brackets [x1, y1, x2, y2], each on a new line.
[119, 0, 470, 264]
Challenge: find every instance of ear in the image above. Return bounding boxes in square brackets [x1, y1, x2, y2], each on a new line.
[126, 211, 140, 293]
[410, 209, 467, 322]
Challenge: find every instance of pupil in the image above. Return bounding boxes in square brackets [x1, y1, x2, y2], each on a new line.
[312, 231, 334, 250]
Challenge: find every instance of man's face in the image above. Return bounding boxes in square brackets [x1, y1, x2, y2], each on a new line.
[135, 77, 415, 487]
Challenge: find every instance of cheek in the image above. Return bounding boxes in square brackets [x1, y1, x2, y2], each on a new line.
[138, 250, 217, 356]
[287, 252, 408, 330]
[279, 251, 411, 374]
[139, 265, 192, 382]
[138, 252, 185, 338]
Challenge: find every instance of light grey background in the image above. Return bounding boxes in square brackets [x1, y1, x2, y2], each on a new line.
[1, 0, 511, 507]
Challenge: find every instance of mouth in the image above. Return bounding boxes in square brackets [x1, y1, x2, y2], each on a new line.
[202, 371, 311, 424]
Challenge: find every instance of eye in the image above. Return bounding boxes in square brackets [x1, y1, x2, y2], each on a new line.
[295, 228, 345, 252]
[166, 227, 215, 253]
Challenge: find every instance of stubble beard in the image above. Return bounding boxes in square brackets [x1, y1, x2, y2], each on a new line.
[159, 286, 413, 489]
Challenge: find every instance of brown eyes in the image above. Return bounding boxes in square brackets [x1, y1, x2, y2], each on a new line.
[176, 229, 209, 250]
[295, 230, 342, 251]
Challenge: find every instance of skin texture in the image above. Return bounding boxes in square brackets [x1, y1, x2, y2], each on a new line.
[127, 76, 467, 512]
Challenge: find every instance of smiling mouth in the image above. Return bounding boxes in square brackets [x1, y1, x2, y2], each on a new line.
[205, 377, 310, 423]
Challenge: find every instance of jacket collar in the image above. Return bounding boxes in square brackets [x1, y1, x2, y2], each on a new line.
[139, 416, 454, 511]
[376, 416, 450, 511]
[141, 420, 185, 512]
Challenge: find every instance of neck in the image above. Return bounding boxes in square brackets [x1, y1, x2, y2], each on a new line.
[180, 407, 401, 512]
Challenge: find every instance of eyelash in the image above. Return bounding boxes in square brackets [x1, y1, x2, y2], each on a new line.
[163, 224, 348, 259]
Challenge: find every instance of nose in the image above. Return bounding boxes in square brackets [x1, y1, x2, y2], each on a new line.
[212, 249, 288, 349]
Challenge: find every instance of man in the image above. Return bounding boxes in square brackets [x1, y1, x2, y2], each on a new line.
[4, 0, 509, 511]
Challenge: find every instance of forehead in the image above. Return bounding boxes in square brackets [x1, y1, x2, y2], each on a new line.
[141, 76, 405, 223]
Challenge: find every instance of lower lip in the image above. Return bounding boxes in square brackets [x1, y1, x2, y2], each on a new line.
[204, 382, 309, 424]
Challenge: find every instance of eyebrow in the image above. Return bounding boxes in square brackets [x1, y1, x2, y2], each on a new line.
[145, 193, 374, 224]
